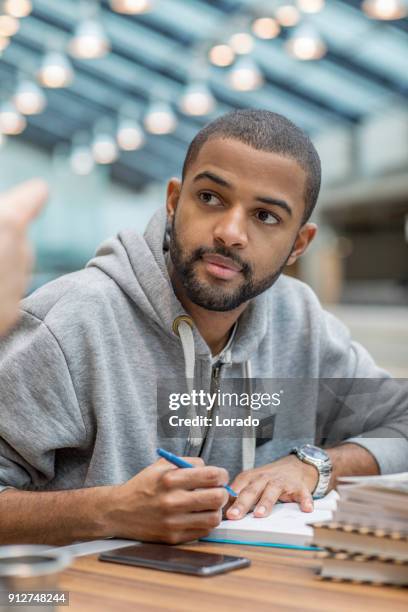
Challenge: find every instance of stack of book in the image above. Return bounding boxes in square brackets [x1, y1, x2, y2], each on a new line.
[311, 472, 408, 586]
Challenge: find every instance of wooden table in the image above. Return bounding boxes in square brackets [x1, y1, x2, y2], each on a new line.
[58, 541, 408, 611]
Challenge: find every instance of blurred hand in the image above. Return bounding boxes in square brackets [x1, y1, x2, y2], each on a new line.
[0, 179, 48, 336]
[225, 455, 319, 520]
[106, 457, 229, 544]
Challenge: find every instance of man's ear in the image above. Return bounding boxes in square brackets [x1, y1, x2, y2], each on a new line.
[286, 223, 317, 266]
[166, 178, 181, 223]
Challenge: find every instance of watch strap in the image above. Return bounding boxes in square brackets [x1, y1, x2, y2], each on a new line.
[291, 445, 332, 499]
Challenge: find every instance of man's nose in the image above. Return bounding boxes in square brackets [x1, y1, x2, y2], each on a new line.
[213, 207, 248, 249]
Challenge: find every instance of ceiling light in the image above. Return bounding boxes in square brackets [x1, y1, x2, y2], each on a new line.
[0, 36, 10, 52]
[276, 4, 301, 26]
[109, 0, 153, 13]
[3, 0, 32, 18]
[117, 118, 145, 150]
[70, 144, 95, 175]
[208, 44, 235, 67]
[92, 131, 118, 164]
[252, 17, 281, 39]
[286, 24, 326, 60]
[0, 101, 26, 135]
[69, 18, 110, 59]
[362, 0, 407, 19]
[296, 0, 325, 13]
[229, 32, 254, 55]
[13, 79, 47, 115]
[179, 81, 216, 116]
[228, 57, 264, 91]
[0, 14, 19, 36]
[37, 51, 74, 88]
[144, 101, 177, 135]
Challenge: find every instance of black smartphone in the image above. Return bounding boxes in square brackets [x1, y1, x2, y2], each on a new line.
[99, 543, 250, 576]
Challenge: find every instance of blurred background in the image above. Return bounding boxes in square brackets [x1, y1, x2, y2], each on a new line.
[0, 0, 407, 374]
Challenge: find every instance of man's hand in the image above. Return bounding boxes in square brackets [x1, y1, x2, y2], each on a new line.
[0, 179, 48, 336]
[225, 455, 319, 520]
[105, 457, 229, 544]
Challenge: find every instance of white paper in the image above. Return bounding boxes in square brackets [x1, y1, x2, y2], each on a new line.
[207, 490, 339, 546]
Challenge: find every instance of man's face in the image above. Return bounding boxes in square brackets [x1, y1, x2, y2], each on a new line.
[167, 137, 315, 312]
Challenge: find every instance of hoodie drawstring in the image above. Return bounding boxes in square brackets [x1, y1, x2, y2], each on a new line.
[173, 316, 202, 452]
[173, 316, 256, 469]
[173, 316, 195, 381]
[242, 360, 255, 471]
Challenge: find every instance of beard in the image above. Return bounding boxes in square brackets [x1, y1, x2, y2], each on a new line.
[169, 217, 293, 312]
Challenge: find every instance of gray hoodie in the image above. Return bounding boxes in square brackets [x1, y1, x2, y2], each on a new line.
[0, 208, 407, 494]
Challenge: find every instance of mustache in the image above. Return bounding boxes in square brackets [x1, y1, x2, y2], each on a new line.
[191, 246, 252, 277]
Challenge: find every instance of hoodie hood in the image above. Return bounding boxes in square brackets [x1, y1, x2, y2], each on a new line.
[87, 207, 269, 364]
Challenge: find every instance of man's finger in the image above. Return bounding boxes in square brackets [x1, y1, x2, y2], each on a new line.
[171, 509, 223, 532]
[163, 487, 228, 513]
[253, 482, 284, 517]
[229, 471, 251, 494]
[0, 179, 48, 227]
[161, 465, 229, 491]
[154, 456, 206, 480]
[297, 488, 314, 513]
[155, 456, 205, 469]
[226, 477, 268, 519]
[182, 456, 205, 467]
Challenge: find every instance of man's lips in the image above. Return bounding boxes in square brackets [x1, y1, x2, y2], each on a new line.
[202, 254, 242, 271]
[201, 254, 243, 280]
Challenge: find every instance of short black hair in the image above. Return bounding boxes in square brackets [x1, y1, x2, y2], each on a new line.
[181, 109, 321, 223]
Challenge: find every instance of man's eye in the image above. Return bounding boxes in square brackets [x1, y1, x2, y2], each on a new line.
[199, 192, 221, 206]
[255, 210, 280, 225]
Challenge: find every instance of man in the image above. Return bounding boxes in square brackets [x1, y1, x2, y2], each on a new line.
[0, 179, 47, 335]
[0, 110, 407, 546]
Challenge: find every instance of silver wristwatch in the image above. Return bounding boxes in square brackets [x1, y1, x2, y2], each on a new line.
[291, 444, 332, 499]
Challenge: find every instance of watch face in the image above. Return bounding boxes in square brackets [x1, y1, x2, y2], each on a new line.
[303, 444, 327, 461]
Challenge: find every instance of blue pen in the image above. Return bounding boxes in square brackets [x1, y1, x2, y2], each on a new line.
[156, 448, 237, 498]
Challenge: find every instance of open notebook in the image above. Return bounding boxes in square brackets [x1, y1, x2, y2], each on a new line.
[204, 490, 339, 548]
